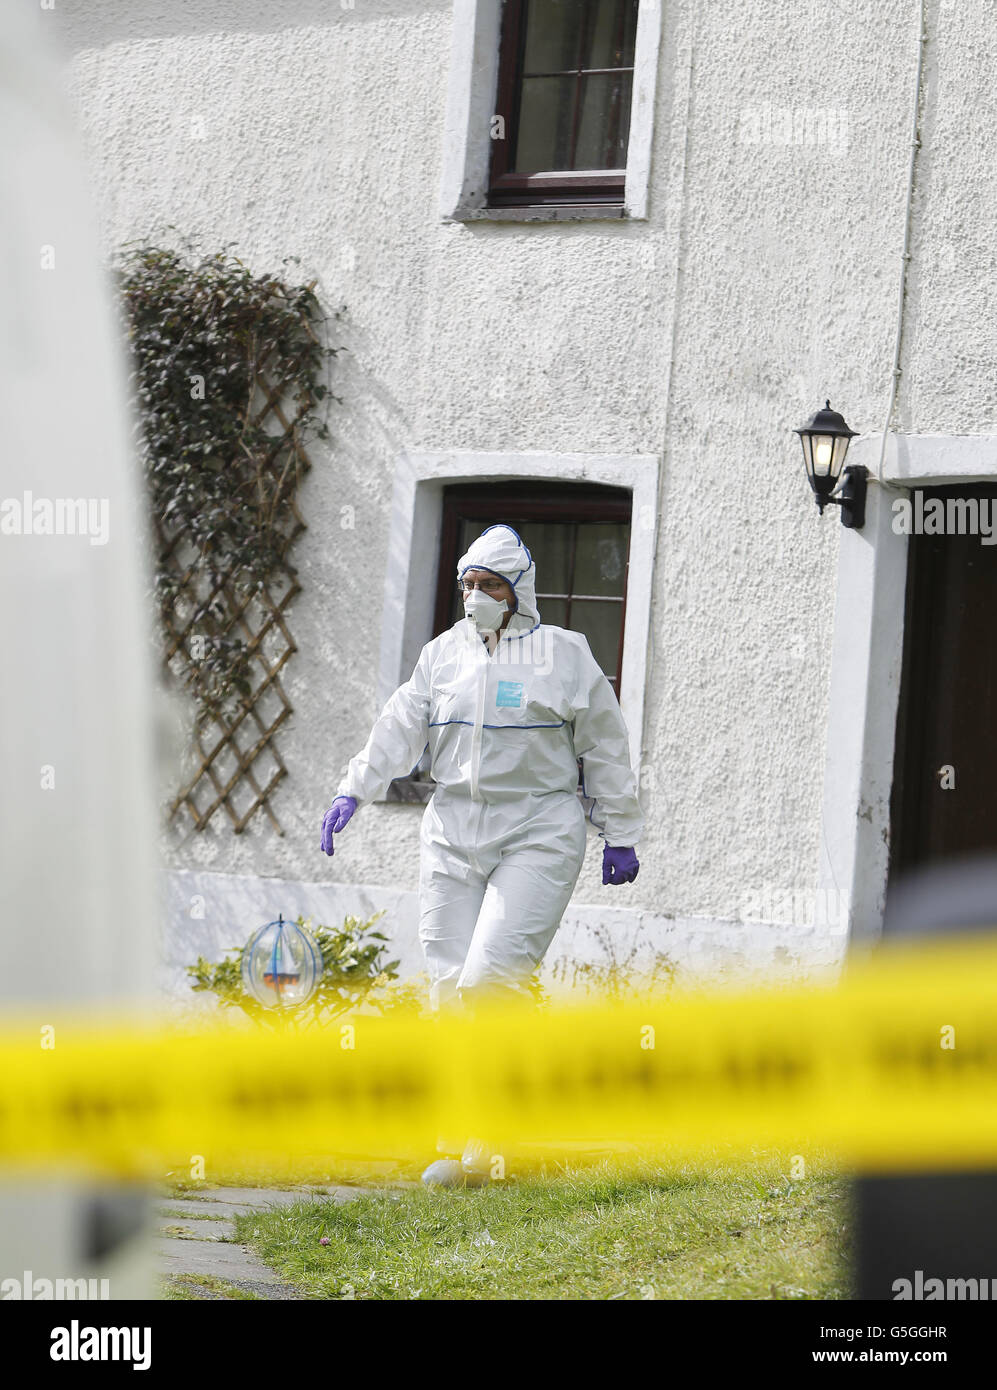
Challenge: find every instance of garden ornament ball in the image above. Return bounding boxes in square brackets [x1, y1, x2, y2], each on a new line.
[241, 914, 322, 1008]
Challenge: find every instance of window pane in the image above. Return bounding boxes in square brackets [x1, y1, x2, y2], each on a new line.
[571, 599, 622, 679]
[516, 74, 633, 173]
[539, 597, 568, 628]
[587, 0, 639, 72]
[516, 520, 571, 593]
[523, 0, 639, 74]
[573, 523, 629, 596]
[522, 0, 580, 73]
[575, 71, 633, 169]
[515, 75, 576, 171]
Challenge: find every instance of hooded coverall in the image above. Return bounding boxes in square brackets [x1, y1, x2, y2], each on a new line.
[334, 524, 644, 1012]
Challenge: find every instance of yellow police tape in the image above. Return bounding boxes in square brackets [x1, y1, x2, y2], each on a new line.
[3, 933, 997, 1179]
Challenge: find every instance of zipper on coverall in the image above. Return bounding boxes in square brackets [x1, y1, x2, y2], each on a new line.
[467, 630, 490, 873]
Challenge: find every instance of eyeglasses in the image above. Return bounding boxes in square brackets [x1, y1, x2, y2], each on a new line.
[459, 577, 507, 593]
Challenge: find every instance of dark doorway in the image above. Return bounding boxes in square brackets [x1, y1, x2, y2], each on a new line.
[888, 483, 997, 882]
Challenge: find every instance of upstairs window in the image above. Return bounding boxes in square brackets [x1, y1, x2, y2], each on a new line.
[489, 0, 641, 209]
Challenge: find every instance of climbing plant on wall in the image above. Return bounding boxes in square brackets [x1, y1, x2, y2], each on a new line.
[118, 239, 340, 835]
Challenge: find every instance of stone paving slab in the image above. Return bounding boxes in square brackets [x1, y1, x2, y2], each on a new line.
[159, 1189, 364, 1217]
[163, 1186, 328, 1208]
[155, 1238, 308, 1298]
[170, 1277, 304, 1301]
[162, 1266, 306, 1301]
[156, 1184, 379, 1301]
[158, 1201, 255, 1220]
[156, 1236, 254, 1266]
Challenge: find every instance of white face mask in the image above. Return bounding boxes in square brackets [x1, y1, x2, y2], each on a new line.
[463, 588, 509, 632]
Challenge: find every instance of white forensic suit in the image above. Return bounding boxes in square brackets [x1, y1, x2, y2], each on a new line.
[334, 524, 644, 1012]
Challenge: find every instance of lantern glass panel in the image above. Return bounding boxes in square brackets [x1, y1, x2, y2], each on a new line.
[812, 434, 835, 478]
[799, 433, 816, 482]
[830, 433, 852, 480]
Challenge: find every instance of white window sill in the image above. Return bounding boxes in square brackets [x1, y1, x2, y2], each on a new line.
[448, 204, 629, 224]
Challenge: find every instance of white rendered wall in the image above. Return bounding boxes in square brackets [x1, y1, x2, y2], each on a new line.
[53, 0, 996, 987]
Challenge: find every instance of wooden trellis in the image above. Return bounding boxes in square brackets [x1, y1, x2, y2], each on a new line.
[159, 357, 316, 837]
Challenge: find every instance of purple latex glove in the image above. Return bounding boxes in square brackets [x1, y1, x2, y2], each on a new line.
[320, 796, 357, 855]
[602, 844, 639, 885]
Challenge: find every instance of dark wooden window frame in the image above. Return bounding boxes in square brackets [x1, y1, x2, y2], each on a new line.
[434, 481, 632, 697]
[385, 480, 633, 803]
[488, 0, 637, 208]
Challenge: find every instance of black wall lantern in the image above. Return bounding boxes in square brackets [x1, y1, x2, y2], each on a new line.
[794, 400, 867, 529]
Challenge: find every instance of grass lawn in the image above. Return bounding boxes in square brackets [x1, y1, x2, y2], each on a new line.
[223, 1150, 853, 1300]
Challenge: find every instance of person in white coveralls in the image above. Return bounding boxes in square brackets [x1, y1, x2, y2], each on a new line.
[321, 523, 643, 1187]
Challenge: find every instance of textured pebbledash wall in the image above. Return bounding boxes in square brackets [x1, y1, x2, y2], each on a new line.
[51, 0, 986, 980]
